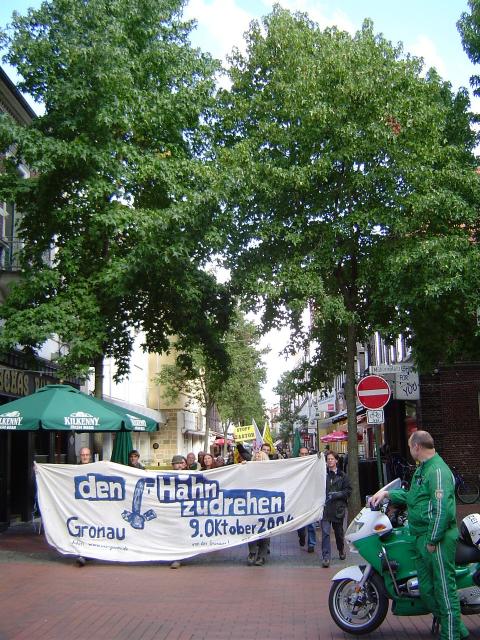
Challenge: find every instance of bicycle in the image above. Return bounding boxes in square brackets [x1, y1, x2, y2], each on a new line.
[452, 467, 480, 504]
[389, 454, 416, 487]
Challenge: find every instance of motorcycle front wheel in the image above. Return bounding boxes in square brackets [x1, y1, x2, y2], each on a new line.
[328, 573, 389, 635]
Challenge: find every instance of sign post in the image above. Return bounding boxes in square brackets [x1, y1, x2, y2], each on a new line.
[357, 375, 391, 488]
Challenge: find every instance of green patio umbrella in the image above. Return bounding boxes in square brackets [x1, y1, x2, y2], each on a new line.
[0, 384, 158, 432]
[292, 428, 302, 457]
[110, 430, 133, 465]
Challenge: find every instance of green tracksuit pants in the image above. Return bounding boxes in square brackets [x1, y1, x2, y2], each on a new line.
[415, 530, 468, 640]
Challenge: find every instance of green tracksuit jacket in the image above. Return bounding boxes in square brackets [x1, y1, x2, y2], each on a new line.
[388, 453, 467, 640]
[388, 452, 457, 544]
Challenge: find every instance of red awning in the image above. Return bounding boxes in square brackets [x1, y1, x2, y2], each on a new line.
[214, 437, 234, 445]
[320, 430, 363, 443]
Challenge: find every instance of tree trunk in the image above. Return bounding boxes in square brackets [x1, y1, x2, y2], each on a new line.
[204, 399, 213, 453]
[93, 356, 104, 399]
[92, 355, 104, 458]
[345, 321, 361, 520]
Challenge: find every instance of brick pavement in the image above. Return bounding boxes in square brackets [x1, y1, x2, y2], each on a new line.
[0, 507, 479, 640]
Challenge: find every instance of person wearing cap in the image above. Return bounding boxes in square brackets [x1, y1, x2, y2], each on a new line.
[128, 450, 145, 470]
[171, 454, 187, 470]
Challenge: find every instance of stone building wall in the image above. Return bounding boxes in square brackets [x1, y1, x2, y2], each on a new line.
[150, 409, 179, 467]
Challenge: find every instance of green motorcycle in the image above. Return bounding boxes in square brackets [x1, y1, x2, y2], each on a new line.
[329, 479, 480, 635]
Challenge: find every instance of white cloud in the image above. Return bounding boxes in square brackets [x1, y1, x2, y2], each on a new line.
[186, 0, 357, 62]
[271, 0, 355, 34]
[185, 0, 254, 60]
[408, 34, 447, 78]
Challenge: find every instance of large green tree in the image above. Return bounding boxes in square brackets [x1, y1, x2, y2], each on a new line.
[0, 0, 231, 396]
[217, 7, 480, 514]
[458, 0, 480, 97]
[157, 310, 266, 453]
[273, 370, 307, 446]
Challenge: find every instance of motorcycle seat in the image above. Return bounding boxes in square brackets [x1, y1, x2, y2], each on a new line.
[455, 540, 480, 564]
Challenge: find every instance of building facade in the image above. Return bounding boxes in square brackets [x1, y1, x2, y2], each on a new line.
[0, 67, 79, 527]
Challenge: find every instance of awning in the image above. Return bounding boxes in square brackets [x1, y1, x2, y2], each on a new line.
[214, 437, 234, 445]
[320, 430, 363, 443]
[318, 405, 365, 428]
[331, 405, 365, 424]
[102, 394, 166, 425]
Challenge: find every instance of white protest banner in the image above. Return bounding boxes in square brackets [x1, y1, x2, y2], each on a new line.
[35, 455, 325, 563]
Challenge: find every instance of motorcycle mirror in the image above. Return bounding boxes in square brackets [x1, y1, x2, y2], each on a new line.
[366, 495, 382, 511]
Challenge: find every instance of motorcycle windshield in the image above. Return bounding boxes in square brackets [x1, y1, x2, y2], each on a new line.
[381, 478, 402, 492]
[365, 478, 402, 507]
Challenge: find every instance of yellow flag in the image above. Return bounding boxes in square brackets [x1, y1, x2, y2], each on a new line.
[263, 421, 275, 450]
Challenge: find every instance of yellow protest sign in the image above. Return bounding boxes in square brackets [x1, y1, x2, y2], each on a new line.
[234, 424, 256, 442]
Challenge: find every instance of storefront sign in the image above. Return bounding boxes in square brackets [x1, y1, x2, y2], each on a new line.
[395, 368, 420, 400]
[317, 392, 336, 414]
[0, 366, 58, 398]
[371, 364, 404, 374]
[35, 456, 326, 563]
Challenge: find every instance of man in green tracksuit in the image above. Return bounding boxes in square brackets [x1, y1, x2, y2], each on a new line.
[370, 431, 469, 640]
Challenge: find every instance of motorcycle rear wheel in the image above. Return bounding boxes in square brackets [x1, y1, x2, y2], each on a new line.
[328, 573, 389, 635]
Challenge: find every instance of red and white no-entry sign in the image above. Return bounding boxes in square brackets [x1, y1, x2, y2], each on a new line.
[356, 375, 391, 410]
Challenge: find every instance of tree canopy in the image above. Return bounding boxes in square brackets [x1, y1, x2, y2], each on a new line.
[0, 0, 232, 392]
[157, 310, 266, 442]
[216, 7, 480, 512]
[273, 370, 307, 445]
[458, 0, 480, 97]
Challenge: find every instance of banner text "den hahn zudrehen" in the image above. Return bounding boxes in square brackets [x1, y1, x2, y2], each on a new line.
[35, 456, 326, 563]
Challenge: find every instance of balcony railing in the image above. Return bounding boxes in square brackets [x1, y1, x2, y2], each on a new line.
[0, 237, 23, 271]
[0, 238, 52, 272]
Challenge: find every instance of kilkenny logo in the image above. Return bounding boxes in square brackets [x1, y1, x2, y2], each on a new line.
[126, 413, 147, 430]
[0, 410, 23, 429]
[64, 411, 100, 429]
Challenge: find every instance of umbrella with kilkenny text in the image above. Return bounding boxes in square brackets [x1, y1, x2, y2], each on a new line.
[0, 384, 158, 432]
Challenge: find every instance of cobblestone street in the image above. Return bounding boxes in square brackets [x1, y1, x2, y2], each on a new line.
[1, 507, 479, 640]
